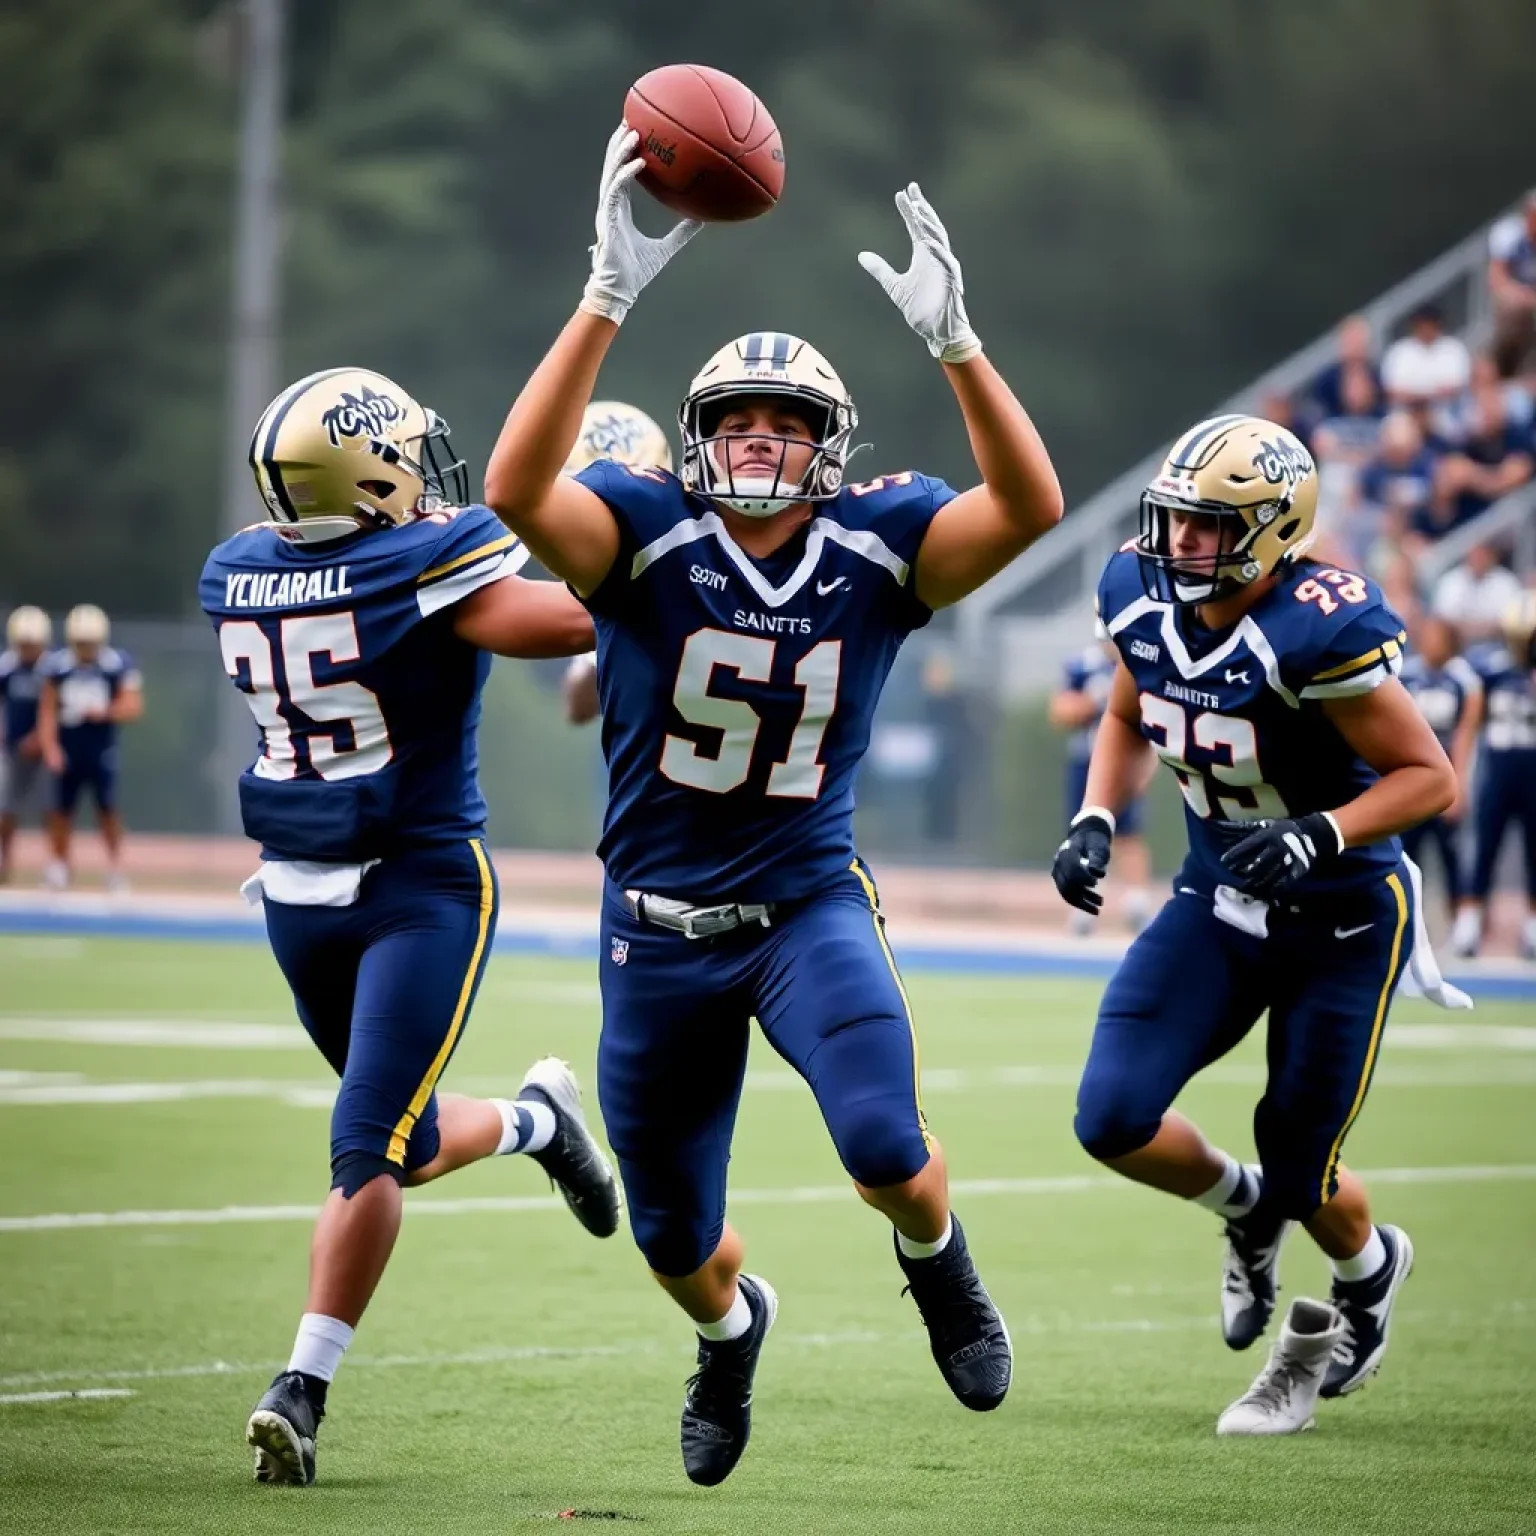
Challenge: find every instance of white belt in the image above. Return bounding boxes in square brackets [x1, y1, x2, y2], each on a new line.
[623, 890, 775, 939]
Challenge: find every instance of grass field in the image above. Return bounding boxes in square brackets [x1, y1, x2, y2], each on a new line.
[0, 932, 1533, 1535]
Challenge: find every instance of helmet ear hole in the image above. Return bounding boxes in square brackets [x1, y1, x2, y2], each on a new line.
[1276, 518, 1300, 543]
[357, 479, 396, 498]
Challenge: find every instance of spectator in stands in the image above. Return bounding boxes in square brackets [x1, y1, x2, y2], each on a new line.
[1425, 377, 1534, 540]
[0, 605, 54, 884]
[1352, 410, 1438, 569]
[1381, 303, 1472, 410]
[1303, 313, 1382, 429]
[1049, 627, 1152, 936]
[1431, 540, 1526, 642]
[1487, 192, 1536, 379]
[1434, 353, 1535, 447]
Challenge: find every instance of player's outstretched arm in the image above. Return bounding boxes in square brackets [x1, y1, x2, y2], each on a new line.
[451, 576, 596, 659]
[1052, 661, 1151, 914]
[1444, 678, 1485, 823]
[483, 126, 701, 596]
[859, 184, 1064, 610]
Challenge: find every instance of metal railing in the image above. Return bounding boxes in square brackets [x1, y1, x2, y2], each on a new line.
[957, 211, 1508, 691]
[1413, 479, 1536, 586]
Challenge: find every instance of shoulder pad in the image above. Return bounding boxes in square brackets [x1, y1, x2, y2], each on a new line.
[1272, 566, 1406, 700]
[575, 460, 695, 546]
[1096, 546, 1148, 632]
[414, 504, 528, 617]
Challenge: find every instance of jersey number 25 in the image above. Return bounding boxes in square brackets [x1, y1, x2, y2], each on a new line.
[219, 614, 392, 782]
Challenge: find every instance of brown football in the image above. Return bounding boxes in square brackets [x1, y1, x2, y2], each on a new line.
[623, 64, 784, 222]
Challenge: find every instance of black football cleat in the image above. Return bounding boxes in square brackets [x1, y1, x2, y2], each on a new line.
[679, 1274, 778, 1487]
[1321, 1224, 1414, 1398]
[896, 1215, 1011, 1411]
[517, 1057, 621, 1238]
[246, 1371, 322, 1485]
[1220, 1205, 1294, 1351]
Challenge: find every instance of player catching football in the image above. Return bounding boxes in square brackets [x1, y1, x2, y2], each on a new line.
[484, 126, 1063, 1485]
[1052, 414, 1466, 1435]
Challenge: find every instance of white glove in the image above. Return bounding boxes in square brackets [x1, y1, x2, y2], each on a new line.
[858, 182, 982, 364]
[579, 125, 703, 324]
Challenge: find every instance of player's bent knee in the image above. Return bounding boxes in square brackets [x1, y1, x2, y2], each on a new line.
[1073, 1094, 1161, 1163]
[330, 1149, 406, 1200]
[631, 1212, 720, 1280]
[835, 1102, 930, 1190]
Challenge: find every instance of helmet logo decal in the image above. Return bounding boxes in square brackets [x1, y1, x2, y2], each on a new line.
[585, 409, 656, 460]
[1251, 436, 1313, 487]
[740, 332, 792, 372]
[322, 385, 406, 449]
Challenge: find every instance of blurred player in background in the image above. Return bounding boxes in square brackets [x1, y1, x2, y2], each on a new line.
[1398, 614, 1482, 923]
[1053, 415, 1461, 1436]
[200, 367, 619, 1487]
[1048, 622, 1152, 933]
[36, 604, 142, 892]
[559, 400, 673, 726]
[1452, 592, 1536, 959]
[484, 129, 1063, 1485]
[0, 605, 54, 883]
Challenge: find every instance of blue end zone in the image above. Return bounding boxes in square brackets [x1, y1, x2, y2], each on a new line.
[3, 901, 1535, 999]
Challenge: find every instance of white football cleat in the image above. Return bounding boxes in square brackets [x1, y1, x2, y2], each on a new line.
[42, 860, 69, 891]
[1449, 906, 1482, 959]
[1216, 1298, 1345, 1436]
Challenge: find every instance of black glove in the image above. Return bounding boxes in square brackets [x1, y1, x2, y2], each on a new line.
[1218, 812, 1341, 898]
[1051, 809, 1114, 915]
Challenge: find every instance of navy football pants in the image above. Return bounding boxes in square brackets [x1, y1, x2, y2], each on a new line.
[1468, 748, 1536, 902]
[1075, 867, 1414, 1219]
[598, 861, 930, 1277]
[55, 744, 117, 815]
[263, 840, 498, 1181]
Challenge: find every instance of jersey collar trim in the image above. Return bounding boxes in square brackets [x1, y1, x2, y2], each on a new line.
[630, 511, 909, 609]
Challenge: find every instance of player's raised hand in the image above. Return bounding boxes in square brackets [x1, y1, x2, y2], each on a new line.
[858, 183, 982, 364]
[580, 125, 703, 325]
[1051, 809, 1114, 916]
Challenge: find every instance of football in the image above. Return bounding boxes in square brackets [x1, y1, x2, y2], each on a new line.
[623, 63, 784, 222]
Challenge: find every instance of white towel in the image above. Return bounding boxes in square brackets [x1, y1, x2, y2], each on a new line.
[1396, 855, 1474, 1011]
[240, 859, 378, 909]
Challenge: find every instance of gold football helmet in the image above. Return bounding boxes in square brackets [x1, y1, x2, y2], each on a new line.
[1503, 589, 1536, 667]
[1138, 414, 1319, 605]
[64, 603, 110, 648]
[678, 331, 858, 517]
[249, 367, 468, 543]
[5, 605, 51, 651]
[563, 401, 673, 475]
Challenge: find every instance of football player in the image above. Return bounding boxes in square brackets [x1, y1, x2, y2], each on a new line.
[559, 401, 673, 726]
[1399, 614, 1482, 921]
[1048, 622, 1153, 933]
[36, 604, 143, 891]
[199, 367, 621, 1486]
[0, 605, 54, 883]
[1452, 592, 1536, 959]
[1052, 414, 1461, 1435]
[483, 128, 1064, 1485]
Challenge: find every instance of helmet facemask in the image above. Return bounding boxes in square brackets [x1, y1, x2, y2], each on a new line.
[1136, 490, 1292, 606]
[681, 385, 854, 519]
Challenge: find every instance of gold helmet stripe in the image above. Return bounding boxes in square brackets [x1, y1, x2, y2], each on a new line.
[251, 366, 357, 522]
[1168, 413, 1250, 472]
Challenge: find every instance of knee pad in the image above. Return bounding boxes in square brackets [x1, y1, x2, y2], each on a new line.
[330, 1149, 406, 1199]
[630, 1209, 720, 1280]
[1073, 1091, 1161, 1163]
[833, 1098, 930, 1190]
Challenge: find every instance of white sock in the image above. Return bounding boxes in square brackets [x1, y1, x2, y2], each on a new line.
[1192, 1157, 1260, 1218]
[896, 1215, 953, 1260]
[1331, 1225, 1387, 1283]
[696, 1285, 752, 1342]
[492, 1098, 556, 1156]
[286, 1312, 354, 1383]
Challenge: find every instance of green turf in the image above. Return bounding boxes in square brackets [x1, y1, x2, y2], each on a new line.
[0, 933, 1533, 1535]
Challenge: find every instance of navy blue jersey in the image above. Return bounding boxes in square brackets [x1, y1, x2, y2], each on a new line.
[38, 645, 140, 760]
[575, 462, 955, 901]
[1099, 550, 1408, 895]
[1400, 652, 1481, 750]
[0, 649, 43, 748]
[1469, 641, 1536, 753]
[1060, 643, 1117, 763]
[199, 505, 526, 862]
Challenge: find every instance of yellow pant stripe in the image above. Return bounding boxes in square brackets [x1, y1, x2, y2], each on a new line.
[386, 839, 496, 1165]
[1319, 870, 1408, 1203]
[849, 858, 930, 1143]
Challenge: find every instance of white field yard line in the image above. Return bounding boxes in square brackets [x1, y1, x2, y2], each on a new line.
[0, 1388, 134, 1406]
[3, 1164, 1534, 1236]
[5, 1300, 1533, 1396]
[5, 1058, 1536, 1107]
